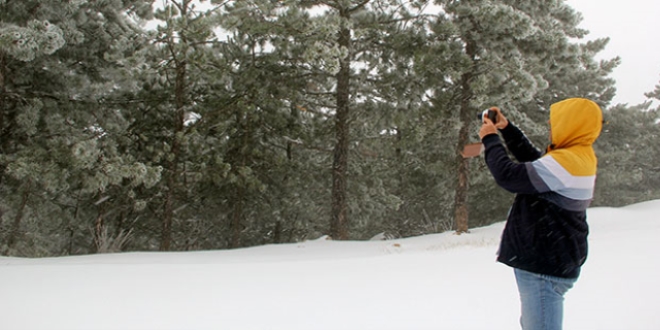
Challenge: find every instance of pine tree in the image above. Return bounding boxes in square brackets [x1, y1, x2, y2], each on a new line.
[196, 0, 333, 248]
[425, 0, 617, 233]
[0, 0, 628, 255]
[215, 0, 433, 241]
[106, 0, 229, 251]
[593, 80, 660, 206]
[0, 0, 157, 256]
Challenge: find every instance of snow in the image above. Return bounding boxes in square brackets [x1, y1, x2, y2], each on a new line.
[2, 200, 660, 330]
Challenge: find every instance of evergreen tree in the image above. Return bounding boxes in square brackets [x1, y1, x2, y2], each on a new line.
[216, 0, 433, 241]
[187, 0, 335, 248]
[593, 80, 660, 206]
[425, 0, 617, 233]
[0, 0, 630, 256]
[0, 0, 157, 256]
[108, 0, 231, 251]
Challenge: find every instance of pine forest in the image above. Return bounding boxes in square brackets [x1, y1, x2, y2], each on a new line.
[0, 0, 658, 257]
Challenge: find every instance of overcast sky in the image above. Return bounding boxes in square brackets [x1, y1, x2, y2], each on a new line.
[566, 0, 660, 106]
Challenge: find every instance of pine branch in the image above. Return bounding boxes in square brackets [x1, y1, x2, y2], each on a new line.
[350, 0, 371, 13]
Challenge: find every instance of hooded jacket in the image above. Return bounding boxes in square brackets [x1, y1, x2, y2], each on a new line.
[481, 98, 603, 278]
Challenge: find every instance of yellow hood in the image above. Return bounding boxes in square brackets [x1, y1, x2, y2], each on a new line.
[546, 98, 603, 176]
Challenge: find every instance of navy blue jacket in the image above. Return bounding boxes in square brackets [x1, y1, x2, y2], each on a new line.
[482, 124, 590, 279]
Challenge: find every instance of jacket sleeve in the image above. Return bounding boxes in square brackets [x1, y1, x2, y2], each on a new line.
[499, 123, 543, 163]
[481, 134, 551, 195]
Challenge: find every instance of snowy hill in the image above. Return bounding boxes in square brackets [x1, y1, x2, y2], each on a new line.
[2, 200, 659, 330]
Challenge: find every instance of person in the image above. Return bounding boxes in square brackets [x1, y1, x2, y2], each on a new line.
[478, 98, 603, 330]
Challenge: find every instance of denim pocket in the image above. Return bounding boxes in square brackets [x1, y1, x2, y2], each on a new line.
[541, 273, 577, 296]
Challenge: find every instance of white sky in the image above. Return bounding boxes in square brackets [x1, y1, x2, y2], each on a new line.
[566, 0, 660, 106]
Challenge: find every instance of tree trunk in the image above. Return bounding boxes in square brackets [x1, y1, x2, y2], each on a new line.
[453, 38, 478, 235]
[229, 193, 243, 249]
[93, 191, 105, 252]
[0, 51, 5, 135]
[273, 220, 282, 244]
[7, 180, 31, 250]
[0, 51, 7, 188]
[0, 55, 5, 235]
[161, 157, 176, 251]
[161, 20, 188, 251]
[454, 110, 471, 234]
[330, 13, 351, 241]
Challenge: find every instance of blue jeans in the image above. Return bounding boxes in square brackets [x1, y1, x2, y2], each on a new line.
[514, 268, 578, 330]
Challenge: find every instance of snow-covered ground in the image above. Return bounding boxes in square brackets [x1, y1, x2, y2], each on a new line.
[2, 200, 659, 330]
